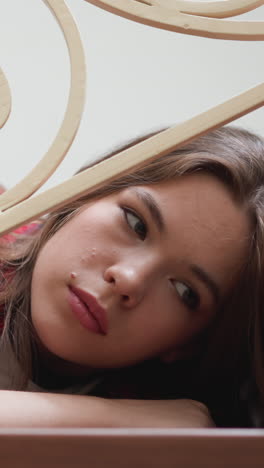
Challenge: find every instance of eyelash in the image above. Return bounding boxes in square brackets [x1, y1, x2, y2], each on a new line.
[122, 207, 200, 310]
[172, 280, 200, 311]
[122, 207, 148, 240]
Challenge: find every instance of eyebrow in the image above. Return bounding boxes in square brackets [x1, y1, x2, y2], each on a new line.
[132, 188, 165, 233]
[132, 188, 220, 304]
[190, 264, 220, 305]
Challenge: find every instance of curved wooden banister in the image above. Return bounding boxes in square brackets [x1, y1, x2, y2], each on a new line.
[1, 81, 264, 235]
[0, 0, 86, 212]
[84, 0, 264, 39]
[1, 0, 264, 236]
[149, 0, 264, 19]
[0, 68, 11, 129]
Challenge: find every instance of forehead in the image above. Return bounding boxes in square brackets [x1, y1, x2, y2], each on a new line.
[139, 173, 247, 234]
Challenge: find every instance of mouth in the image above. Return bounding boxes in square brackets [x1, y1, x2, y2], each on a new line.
[68, 286, 108, 336]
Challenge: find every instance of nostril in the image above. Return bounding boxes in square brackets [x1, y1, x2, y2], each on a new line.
[122, 295, 130, 301]
[104, 271, 116, 284]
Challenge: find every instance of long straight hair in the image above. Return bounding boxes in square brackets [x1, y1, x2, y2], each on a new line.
[1, 126, 264, 425]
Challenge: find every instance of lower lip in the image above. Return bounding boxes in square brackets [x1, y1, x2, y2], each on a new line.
[68, 287, 103, 335]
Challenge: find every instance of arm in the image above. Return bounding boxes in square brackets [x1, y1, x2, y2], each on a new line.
[0, 391, 214, 428]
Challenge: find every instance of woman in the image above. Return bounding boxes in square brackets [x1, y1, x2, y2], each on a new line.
[0, 125, 263, 428]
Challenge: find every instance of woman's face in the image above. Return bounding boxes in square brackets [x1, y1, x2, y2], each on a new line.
[31, 173, 250, 370]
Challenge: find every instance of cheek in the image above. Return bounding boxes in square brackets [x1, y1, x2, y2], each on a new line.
[30, 237, 75, 307]
[135, 298, 190, 349]
[32, 242, 66, 283]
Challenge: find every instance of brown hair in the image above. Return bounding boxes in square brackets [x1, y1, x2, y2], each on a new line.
[1, 126, 264, 424]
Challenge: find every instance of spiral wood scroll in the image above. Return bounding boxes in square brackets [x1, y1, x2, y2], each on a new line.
[0, 0, 264, 235]
[0, 0, 86, 212]
[85, 0, 264, 39]
[0, 68, 11, 130]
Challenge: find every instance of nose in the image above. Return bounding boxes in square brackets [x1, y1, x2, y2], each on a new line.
[103, 261, 152, 308]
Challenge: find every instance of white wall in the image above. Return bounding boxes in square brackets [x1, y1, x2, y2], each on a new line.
[1, 0, 264, 191]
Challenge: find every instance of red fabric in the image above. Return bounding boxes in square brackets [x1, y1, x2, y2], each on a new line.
[1, 223, 39, 243]
[0, 185, 39, 241]
[0, 223, 40, 331]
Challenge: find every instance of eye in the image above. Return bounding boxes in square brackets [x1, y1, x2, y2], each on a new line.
[123, 208, 147, 240]
[174, 281, 200, 310]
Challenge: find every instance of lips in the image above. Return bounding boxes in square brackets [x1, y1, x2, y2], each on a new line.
[68, 286, 108, 335]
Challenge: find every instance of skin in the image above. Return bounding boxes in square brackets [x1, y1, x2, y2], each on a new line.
[31, 173, 250, 374]
[0, 391, 214, 428]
